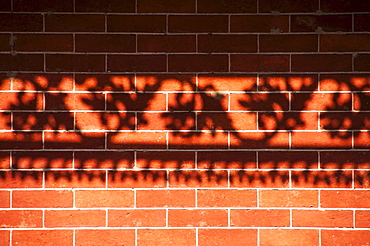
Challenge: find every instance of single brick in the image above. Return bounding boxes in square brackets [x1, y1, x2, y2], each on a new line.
[45, 14, 105, 32]
[137, 0, 195, 13]
[231, 55, 290, 72]
[12, 230, 73, 246]
[321, 0, 370, 12]
[230, 170, 289, 188]
[46, 54, 105, 72]
[260, 190, 318, 208]
[320, 34, 370, 52]
[322, 230, 370, 246]
[137, 35, 196, 53]
[230, 93, 289, 111]
[0, 191, 10, 208]
[13, 190, 73, 208]
[354, 54, 370, 71]
[109, 209, 166, 227]
[292, 54, 352, 72]
[169, 170, 229, 188]
[12, 34, 73, 52]
[0, 171, 42, 188]
[292, 93, 352, 111]
[259, 0, 319, 13]
[75, 112, 135, 131]
[198, 34, 257, 53]
[136, 190, 195, 207]
[75, 74, 135, 91]
[168, 54, 228, 72]
[75, 34, 136, 53]
[259, 34, 318, 52]
[13, 0, 73, 12]
[198, 0, 256, 13]
[292, 170, 352, 188]
[74, 151, 134, 169]
[198, 74, 257, 91]
[76, 190, 134, 208]
[230, 209, 290, 227]
[44, 132, 105, 149]
[45, 171, 106, 188]
[0, 132, 42, 150]
[137, 112, 196, 131]
[0, 54, 44, 71]
[320, 151, 370, 169]
[355, 210, 370, 228]
[13, 112, 74, 131]
[230, 132, 290, 149]
[12, 73, 74, 91]
[321, 190, 370, 208]
[168, 15, 228, 33]
[108, 55, 166, 72]
[107, 93, 166, 111]
[45, 92, 105, 110]
[260, 229, 319, 246]
[107, 132, 167, 150]
[354, 14, 370, 32]
[0, 92, 43, 110]
[0, 210, 42, 228]
[197, 151, 256, 169]
[168, 132, 229, 149]
[291, 15, 352, 32]
[258, 151, 318, 169]
[198, 229, 257, 246]
[292, 210, 353, 228]
[168, 209, 228, 227]
[44, 210, 106, 227]
[231, 15, 289, 33]
[108, 171, 167, 188]
[138, 229, 196, 246]
[0, 14, 43, 32]
[0, 151, 10, 169]
[75, 0, 135, 12]
[355, 170, 370, 188]
[107, 15, 166, 32]
[291, 132, 352, 149]
[198, 189, 257, 208]
[75, 230, 135, 246]
[136, 151, 195, 169]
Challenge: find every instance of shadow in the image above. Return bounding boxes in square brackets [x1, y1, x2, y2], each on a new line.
[0, 73, 369, 188]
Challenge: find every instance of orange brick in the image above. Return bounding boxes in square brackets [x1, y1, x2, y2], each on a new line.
[44, 132, 105, 150]
[0, 191, 9, 208]
[198, 74, 257, 91]
[108, 171, 167, 188]
[355, 170, 370, 188]
[0, 132, 43, 149]
[259, 112, 318, 131]
[0, 171, 42, 188]
[0, 210, 42, 228]
[75, 230, 135, 246]
[197, 189, 257, 207]
[13, 112, 74, 131]
[12, 151, 73, 169]
[0, 231, 9, 245]
[230, 93, 289, 111]
[197, 151, 256, 169]
[0, 112, 11, 130]
[12, 230, 73, 246]
[74, 151, 134, 169]
[198, 229, 257, 246]
[0, 151, 10, 169]
[137, 112, 196, 131]
[45, 210, 105, 227]
[291, 132, 352, 149]
[260, 190, 318, 208]
[75, 74, 135, 91]
[169, 132, 228, 149]
[197, 112, 257, 131]
[45, 171, 106, 188]
[293, 210, 353, 228]
[259, 74, 318, 91]
[136, 151, 195, 169]
[75, 112, 135, 131]
[169, 209, 228, 227]
[76, 190, 134, 208]
[136, 74, 196, 92]
[355, 210, 370, 228]
[169, 170, 228, 188]
[292, 93, 352, 111]
[259, 151, 318, 169]
[0, 91, 43, 110]
[321, 190, 370, 208]
[167, 92, 228, 111]
[292, 170, 352, 188]
[45, 92, 105, 110]
[107, 93, 166, 111]
[13, 190, 73, 208]
[136, 190, 195, 207]
[322, 230, 370, 246]
[260, 229, 319, 246]
[230, 170, 289, 188]
[108, 132, 167, 150]
[109, 209, 166, 227]
[12, 73, 74, 91]
[230, 132, 289, 149]
[231, 209, 290, 227]
[320, 151, 370, 169]
[138, 229, 196, 246]
[354, 132, 370, 149]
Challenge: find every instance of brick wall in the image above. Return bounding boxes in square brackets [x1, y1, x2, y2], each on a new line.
[0, 0, 370, 245]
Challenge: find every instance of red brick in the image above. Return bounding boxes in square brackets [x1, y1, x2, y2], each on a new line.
[45, 14, 105, 32]
[76, 34, 136, 53]
[354, 93, 370, 110]
[231, 55, 289, 72]
[108, 132, 167, 149]
[0, 73, 11, 90]
[0, 0, 10, 11]
[0, 171, 42, 188]
[13, 34, 73, 52]
[14, 112, 74, 131]
[322, 230, 370, 246]
[136, 190, 195, 207]
[198, 151, 256, 169]
[198, 34, 257, 53]
[138, 0, 195, 13]
[75, 74, 135, 91]
[138, 35, 195, 53]
[0, 54, 44, 71]
[136, 74, 196, 92]
[230, 93, 289, 111]
[107, 15, 166, 32]
[12, 230, 73, 246]
[231, 209, 290, 227]
[198, 0, 256, 13]
[260, 34, 318, 52]
[260, 190, 318, 208]
[0, 14, 43, 32]
[169, 132, 228, 149]
[319, 74, 370, 92]
[292, 54, 352, 72]
[45, 171, 106, 188]
[321, 0, 370, 12]
[13, 73, 74, 91]
[45, 92, 105, 110]
[355, 170, 370, 188]
[321, 34, 370, 52]
[108, 55, 166, 72]
[198, 112, 256, 131]
[75, 151, 134, 169]
[109, 209, 166, 227]
[108, 171, 167, 188]
[291, 132, 352, 149]
[259, 74, 318, 91]
[169, 170, 228, 188]
[259, 151, 318, 169]
[231, 15, 289, 33]
[355, 54, 370, 71]
[321, 112, 369, 131]
[199, 229, 257, 246]
[0, 210, 42, 228]
[75, 112, 135, 131]
[75, 230, 135, 246]
[0, 151, 10, 169]
[0, 112, 10, 130]
[321, 190, 370, 208]
[293, 93, 351, 111]
[76, 190, 134, 208]
[45, 210, 105, 227]
[291, 15, 352, 32]
[198, 75, 257, 91]
[230, 170, 289, 188]
[0, 132, 42, 150]
[260, 112, 318, 131]
[138, 112, 195, 131]
[259, 0, 319, 12]
[169, 209, 228, 227]
[355, 14, 370, 32]
[355, 210, 370, 228]
[44, 132, 105, 149]
[136, 151, 195, 169]
[198, 189, 256, 207]
[354, 132, 370, 149]
[13, 190, 73, 208]
[0, 91, 43, 110]
[169, 15, 228, 33]
[321, 151, 370, 169]
[230, 132, 289, 149]
[13, 0, 73, 11]
[46, 54, 105, 72]
[75, 0, 135, 12]
[293, 210, 353, 228]
[169, 54, 228, 72]
[292, 170, 352, 188]
[260, 229, 319, 246]
[107, 93, 166, 111]
[0, 191, 10, 208]
[138, 229, 196, 246]
[168, 92, 228, 111]
[0, 34, 10, 51]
